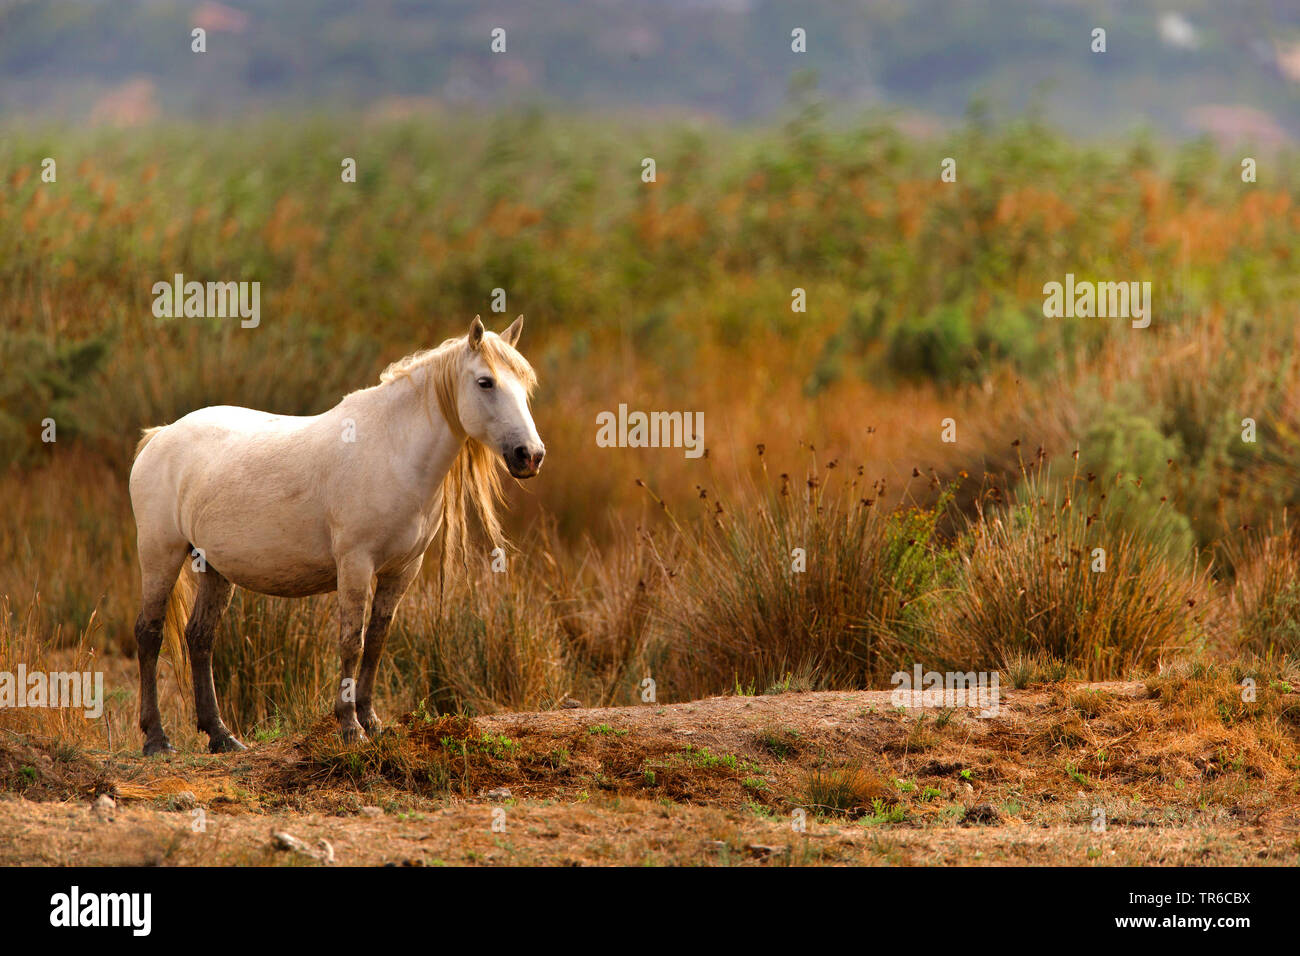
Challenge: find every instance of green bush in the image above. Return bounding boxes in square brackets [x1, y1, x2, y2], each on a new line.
[1074, 406, 1196, 561]
[883, 300, 1048, 386]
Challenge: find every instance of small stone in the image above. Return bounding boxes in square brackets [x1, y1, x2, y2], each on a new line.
[746, 844, 787, 858]
[268, 832, 329, 863]
[485, 787, 513, 802]
[271, 831, 333, 863]
[273, 831, 308, 853]
[559, 696, 583, 709]
[170, 791, 197, 810]
[359, 805, 383, 818]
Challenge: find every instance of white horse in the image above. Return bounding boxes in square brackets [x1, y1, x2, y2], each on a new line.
[129, 316, 544, 754]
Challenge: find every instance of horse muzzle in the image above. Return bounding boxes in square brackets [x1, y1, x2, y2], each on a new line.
[506, 443, 545, 479]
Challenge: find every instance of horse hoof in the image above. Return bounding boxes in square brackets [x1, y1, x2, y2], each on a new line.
[360, 717, 383, 738]
[143, 738, 175, 757]
[338, 725, 369, 745]
[209, 735, 247, 754]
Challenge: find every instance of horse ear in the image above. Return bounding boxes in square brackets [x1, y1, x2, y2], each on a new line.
[467, 315, 485, 350]
[501, 315, 523, 347]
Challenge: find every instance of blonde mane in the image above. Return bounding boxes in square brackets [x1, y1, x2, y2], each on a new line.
[379, 331, 538, 578]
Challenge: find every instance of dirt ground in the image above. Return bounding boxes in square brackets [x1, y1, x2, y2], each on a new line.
[3, 679, 1299, 866]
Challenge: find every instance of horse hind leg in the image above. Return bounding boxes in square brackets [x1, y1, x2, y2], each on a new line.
[185, 567, 244, 753]
[137, 543, 187, 756]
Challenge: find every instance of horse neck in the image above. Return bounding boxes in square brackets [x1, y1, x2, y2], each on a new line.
[376, 362, 465, 513]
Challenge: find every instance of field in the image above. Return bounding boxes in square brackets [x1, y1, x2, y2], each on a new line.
[3, 109, 1300, 865]
[4, 662, 1298, 866]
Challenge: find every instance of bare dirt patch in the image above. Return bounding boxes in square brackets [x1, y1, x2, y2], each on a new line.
[3, 675, 1299, 866]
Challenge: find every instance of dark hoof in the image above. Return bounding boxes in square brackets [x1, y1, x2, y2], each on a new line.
[143, 737, 175, 757]
[338, 724, 369, 745]
[208, 735, 247, 754]
[360, 715, 383, 738]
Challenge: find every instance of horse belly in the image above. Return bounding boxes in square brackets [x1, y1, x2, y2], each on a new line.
[218, 560, 338, 597]
[186, 490, 338, 597]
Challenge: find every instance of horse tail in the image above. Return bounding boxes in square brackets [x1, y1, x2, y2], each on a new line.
[162, 561, 196, 695]
[134, 425, 165, 462]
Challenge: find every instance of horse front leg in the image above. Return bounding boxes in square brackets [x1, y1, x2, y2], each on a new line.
[356, 558, 423, 738]
[334, 554, 375, 743]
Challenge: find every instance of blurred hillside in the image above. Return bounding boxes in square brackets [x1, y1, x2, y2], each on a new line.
[2, 0, 1300, 142]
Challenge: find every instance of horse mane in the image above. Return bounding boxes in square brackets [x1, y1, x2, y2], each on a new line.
[379, 331, 538, 577]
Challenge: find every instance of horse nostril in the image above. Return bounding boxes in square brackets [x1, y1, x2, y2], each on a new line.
[513, 446, 528, 463]
[534, 449, 545, 466]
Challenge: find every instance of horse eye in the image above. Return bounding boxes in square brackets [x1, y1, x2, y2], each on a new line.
[477, 377, 494, 389]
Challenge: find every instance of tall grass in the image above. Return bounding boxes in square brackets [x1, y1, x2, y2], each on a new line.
[648, 452, 957, 697]
[1228, 520, 1300, 664]
[0, 449, 136, 650]
[944, 466, 1218, 680]
[0, 596, 115, 745]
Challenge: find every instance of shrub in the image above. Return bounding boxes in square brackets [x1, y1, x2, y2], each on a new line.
[649, 453, 959, 698]
[883, 300, 1047, 386]
[1073, 405, 1195, 560]
[942, 471, 1216, 680]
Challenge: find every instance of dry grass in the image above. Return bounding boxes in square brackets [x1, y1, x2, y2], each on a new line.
[1228, 520, 1300, 663]
[944, 468, 1219, 680]
[802, 765, 896, 817]
[646, 453, 957, 698]
[0, 596, 118, 746]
